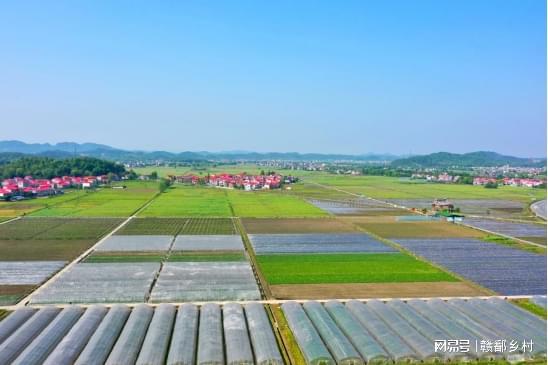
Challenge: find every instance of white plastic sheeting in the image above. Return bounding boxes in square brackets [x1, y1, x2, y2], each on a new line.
[173, 235, 244, 251]
[150, 262, 260, 302]
[0, 261, 66, 285]
[244, 302, 284, 365]
[283, 300, 546, 364]
[31, 263, 160, 304]
[0, 307, 61, 364]
[95, 235, 174, 252]
[44, 305, 108, 365]
[281, 301, 335, 365]
[75, 305, 131, 365]
[12, 306, 84, 365]
[105, 304, 154, 365]
[136, 304, 176, 365]
[166, 304, 199, 365]
[223, 303, 254, 365]
[197, 303, 224, 365]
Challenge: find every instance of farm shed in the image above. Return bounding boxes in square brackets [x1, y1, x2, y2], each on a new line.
[0, 303, 282, 365]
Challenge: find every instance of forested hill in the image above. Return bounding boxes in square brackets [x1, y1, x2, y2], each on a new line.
[0, 156, 125, 179]
[391, 151, 546, 168]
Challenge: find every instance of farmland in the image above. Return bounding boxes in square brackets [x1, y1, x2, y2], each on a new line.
[30, 181, 159, 217]
[140, 185, 327, 218]
[242, 218, 358, 234]
[303, 175, 546, 202]
[357, 221, 484, 238]
[0, 190, 88, 217]
[256, 253, 457, 285]
[139, 186, 233, 217]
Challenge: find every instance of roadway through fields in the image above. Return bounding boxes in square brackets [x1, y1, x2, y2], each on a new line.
[531, 200, 547, 220]
[15, 190, 162, 308]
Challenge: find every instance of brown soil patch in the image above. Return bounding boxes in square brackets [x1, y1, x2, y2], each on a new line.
[242, 218, 358, 234]
[270, 282, 489, 299]
[357, 221, 484, 238]
[0, 285, 35, 296]
[0, 239, 95, 260]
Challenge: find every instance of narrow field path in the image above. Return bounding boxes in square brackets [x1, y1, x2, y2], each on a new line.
[305, 181, 419, 213]
[0, 294, 537, 311]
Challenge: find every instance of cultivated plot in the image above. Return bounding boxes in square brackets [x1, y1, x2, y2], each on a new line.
[388, 199, 525, 217]
[172, 235, 244, 251]
[280, 298, 546, 364]
[116, 218, 188, 235]
[393, 238, 547, 295]
[30, 182, 158, 217]
[242, 218, 358, 234]
[308, 198, 405, 216]
[357, 221, 484, 238]
[226, 189, 327, 218]
[0, 261, 65, 285]
[181, 218, 237, 235]
[0, 303, 283, 365]
[150, 262, 261, 302]
[257, 253, 457, 285]
[248, 233, 396, 254]
[95, 235, 173, 252]
[139, 186, 233, 217]
[462, 218, 547, 238]
[0, 217, 122, 240]
[30, 263, 160, 304]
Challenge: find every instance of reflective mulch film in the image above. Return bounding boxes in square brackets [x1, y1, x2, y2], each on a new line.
[30, 263, 161, 304]
[393, 238, 547, 295]
[249, 233, 395, 254]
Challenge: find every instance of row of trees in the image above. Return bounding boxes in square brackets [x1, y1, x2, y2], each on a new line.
[0, 157, 126, 179]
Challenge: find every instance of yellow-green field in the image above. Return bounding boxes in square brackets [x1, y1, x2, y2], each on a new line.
[138, 185, 327, 218]
[30, 181, 159, 217]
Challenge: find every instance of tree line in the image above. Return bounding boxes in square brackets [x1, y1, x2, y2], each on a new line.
[0, 156, 126, 179]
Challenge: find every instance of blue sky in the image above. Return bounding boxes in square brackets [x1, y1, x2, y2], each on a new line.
[0, 1, 545, 156]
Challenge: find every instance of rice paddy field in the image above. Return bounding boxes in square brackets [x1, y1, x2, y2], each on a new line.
[30, 182, 159, 217]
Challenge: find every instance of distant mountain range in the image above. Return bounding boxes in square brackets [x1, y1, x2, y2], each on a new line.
[391, 151, 546, 168]
[0, 140, 397, 162]
[0, 141, 544, 167]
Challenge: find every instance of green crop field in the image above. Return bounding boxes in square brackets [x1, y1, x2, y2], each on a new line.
[180, 218, 237, 234]
[0, 217, 122, 240]
[0, 190, 88, 217]
[256, 253, 457, 284]
[116, 218, 188, 235]
[30, 182, 158, 217]
[0, 239, 95, 261]
[304, 175, 547, 202]
[133, 163, 266, 177]
[226, 190, 327, 218]
[139, 186, 232, 217]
